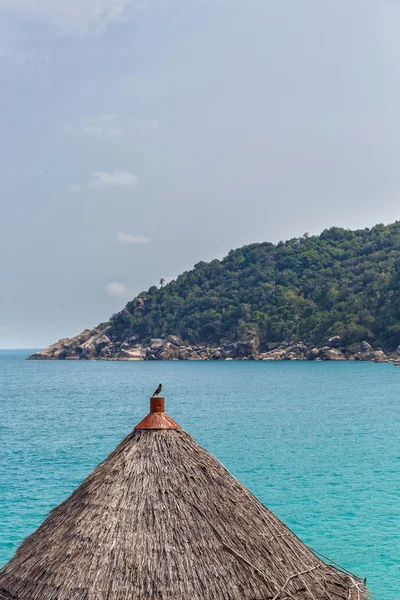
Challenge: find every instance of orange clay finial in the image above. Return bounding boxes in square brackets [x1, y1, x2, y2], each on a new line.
[135, 397, 181, 430]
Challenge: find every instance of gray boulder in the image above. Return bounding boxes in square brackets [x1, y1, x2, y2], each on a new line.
[237, 339, 258, 358]
[80, 343, 96, 359]
[308, 348, 320, 360]
[166, 335, 184, 347]
[157, 343, 179, 360]
[294, 343, 308, 354]
[354, 350, 386, 362]
[360, 340, 373, 353]
[319, 347, 345, 361]
[73, 329, 94, 345]
[261, 350, 285, 360]
[284, 343, 308, 358]
[327, 336, 342, 348]
[119, 348, 144, 361]
[347, 344, 361, 355]
[95, 335, 111, 351]
[150, 339, 164, 350]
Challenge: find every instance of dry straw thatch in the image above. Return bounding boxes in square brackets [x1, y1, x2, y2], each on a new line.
[0, 398, 368, 600]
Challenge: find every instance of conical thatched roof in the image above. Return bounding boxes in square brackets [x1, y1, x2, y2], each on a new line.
[0, 397, 368, 600]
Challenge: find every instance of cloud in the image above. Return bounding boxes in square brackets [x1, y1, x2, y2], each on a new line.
[116, 232, 152, 244]
[70, 169, 138, 191]
[105, 282, 127, 298]
[67, 114, 159, 138]
[82, 114, 122, 137]
[0, 0, 149, 35]
[89, 170, 139, 187]
[126, 117, 159, 131]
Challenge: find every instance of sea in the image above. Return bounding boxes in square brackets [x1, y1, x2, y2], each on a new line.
[1, 349, 399, 599]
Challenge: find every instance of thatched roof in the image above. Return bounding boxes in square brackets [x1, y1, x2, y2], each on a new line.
[0, 397, 368, 600]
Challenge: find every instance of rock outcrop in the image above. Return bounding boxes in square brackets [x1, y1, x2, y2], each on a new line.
[28, 332, 399, 363]
[326, 336, 342, 348]
[318, 347, 345, 361]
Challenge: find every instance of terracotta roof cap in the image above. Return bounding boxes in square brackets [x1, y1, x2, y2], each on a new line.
[135, 397, 181, 430]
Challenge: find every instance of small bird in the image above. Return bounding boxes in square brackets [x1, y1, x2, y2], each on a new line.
[153, 383, 162, 397]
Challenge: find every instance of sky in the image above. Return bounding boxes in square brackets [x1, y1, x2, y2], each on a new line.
[1, 0, 400, 348]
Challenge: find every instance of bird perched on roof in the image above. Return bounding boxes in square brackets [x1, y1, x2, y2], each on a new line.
[152, 383, 162, 397]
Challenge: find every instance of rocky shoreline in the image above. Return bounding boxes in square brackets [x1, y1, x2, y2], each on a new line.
[28, 330, 400, 363]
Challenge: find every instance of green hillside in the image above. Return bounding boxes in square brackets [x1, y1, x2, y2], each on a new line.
[109, 222, 400, 350]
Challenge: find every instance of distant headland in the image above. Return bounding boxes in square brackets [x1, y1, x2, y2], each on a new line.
[29, 222, 400, 362]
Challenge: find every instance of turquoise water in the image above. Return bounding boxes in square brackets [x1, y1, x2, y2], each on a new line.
[1, 350, 399, 599]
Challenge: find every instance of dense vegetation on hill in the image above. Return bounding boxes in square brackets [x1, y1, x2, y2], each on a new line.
[110, 222, 400, 350]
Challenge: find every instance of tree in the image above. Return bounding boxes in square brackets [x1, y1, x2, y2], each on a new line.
[104, 222, 400, 349]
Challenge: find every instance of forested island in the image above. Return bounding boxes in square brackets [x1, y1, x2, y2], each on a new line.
[29, 222, 400, 361]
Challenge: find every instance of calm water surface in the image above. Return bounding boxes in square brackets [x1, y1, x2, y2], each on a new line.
[1, 350, 399, 599]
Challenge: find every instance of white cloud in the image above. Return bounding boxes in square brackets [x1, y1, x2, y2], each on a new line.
[82, 114, 122, 137]
[0, 0, 149, 35]
[84, 125, 121, 137]
[116, 232, 152, 244]
[89, 169, 139, 187]
[105, 282, 127, 298]
[69, 169, 138, 191]
[67, 114, 159, 138]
